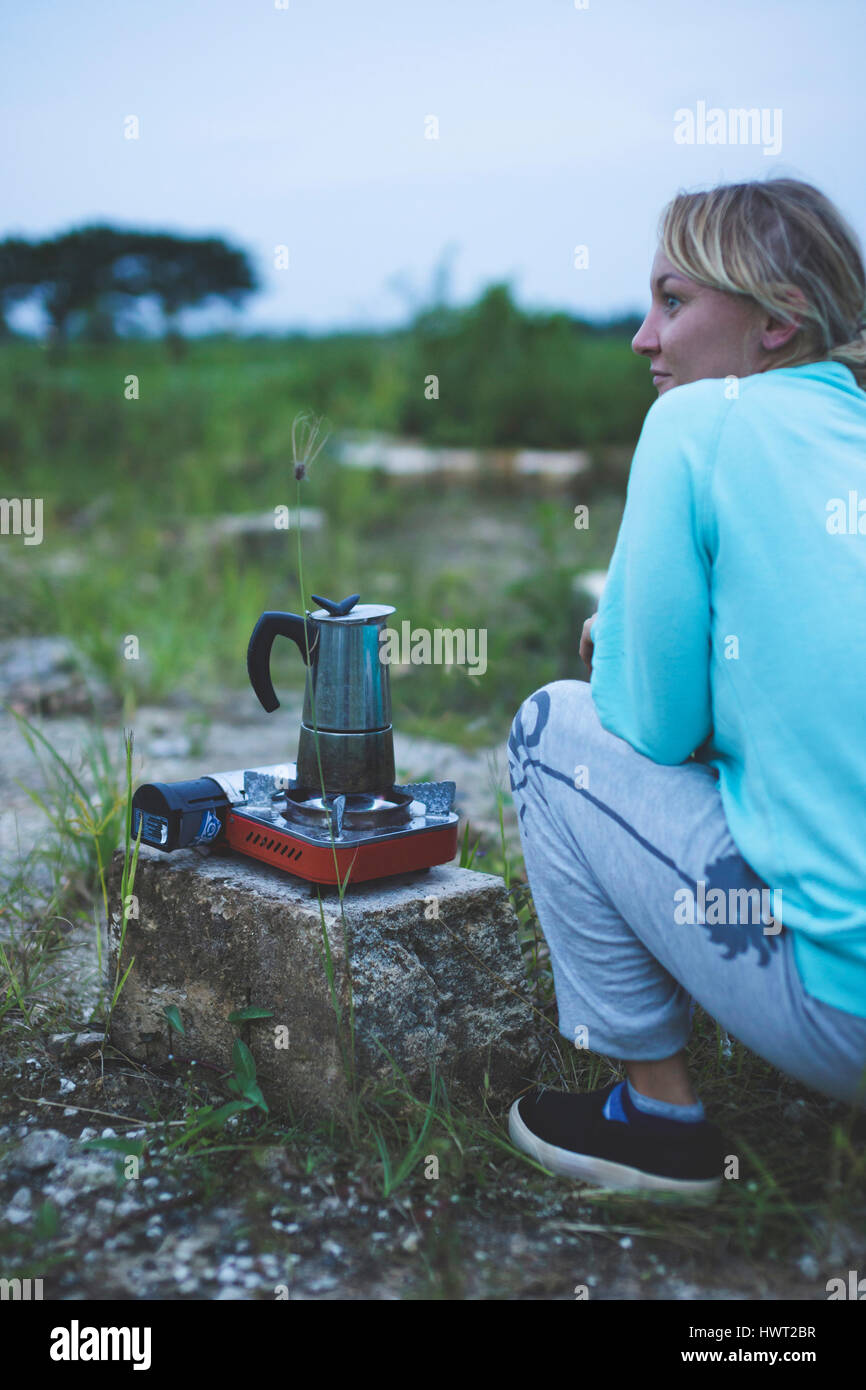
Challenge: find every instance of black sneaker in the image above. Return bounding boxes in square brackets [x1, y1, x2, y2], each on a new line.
[508, 1082, 726, 1200]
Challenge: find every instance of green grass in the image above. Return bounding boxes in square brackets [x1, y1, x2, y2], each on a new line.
[0, 471, 620, 723]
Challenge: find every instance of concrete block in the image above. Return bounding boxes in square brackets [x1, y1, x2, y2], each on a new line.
[107, 844, 541, 1123]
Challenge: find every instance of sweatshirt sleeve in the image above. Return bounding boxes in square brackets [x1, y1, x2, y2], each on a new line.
[589, 388, 719, 765]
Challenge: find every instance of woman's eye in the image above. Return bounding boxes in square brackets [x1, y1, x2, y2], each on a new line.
[664, 295, 680, 310]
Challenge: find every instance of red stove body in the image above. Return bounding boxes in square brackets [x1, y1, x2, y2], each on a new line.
[225, 793, 459, 886]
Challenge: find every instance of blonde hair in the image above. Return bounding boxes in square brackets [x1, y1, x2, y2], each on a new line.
[658, 178, 866, 388]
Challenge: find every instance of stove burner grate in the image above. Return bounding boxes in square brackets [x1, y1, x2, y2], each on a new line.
[279, 787, 413, 835]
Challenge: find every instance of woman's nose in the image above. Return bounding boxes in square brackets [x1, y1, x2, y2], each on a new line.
[631, 313, 658, 356]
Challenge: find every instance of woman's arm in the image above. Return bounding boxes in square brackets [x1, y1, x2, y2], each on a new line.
[587, 386, 724, 765]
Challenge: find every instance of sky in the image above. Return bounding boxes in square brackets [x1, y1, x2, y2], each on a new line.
[3, 0, 865, 334]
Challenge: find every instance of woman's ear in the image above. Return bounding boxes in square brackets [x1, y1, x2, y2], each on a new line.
[760, 285, 809, 352]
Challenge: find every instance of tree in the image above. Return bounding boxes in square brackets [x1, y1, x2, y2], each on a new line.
[0, 237, 41, 338]
[33, 226, 134, 354]
[0, 225, 259, 355]
[131, 233, 258, 355]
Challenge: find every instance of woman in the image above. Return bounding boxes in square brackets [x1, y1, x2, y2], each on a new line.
[506, 178, 866, 1198]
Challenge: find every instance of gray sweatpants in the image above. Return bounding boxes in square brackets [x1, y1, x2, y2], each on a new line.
[506, 680, 866, 1107]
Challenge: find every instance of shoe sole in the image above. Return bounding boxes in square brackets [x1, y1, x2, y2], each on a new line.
[508, 1099, 722, 1201]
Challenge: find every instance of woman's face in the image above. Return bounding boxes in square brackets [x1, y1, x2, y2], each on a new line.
[631, 247, 779, 395]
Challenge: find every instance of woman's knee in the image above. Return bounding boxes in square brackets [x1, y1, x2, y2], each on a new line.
[509, 679, 594, 754]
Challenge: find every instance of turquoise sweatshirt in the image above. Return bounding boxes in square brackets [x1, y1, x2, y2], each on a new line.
[590, 360, 866, 1020]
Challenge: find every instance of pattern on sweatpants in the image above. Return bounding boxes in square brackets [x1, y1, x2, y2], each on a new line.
[508, 688, 779, 968]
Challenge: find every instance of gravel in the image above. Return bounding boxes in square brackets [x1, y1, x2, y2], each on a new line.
[14, 1128, 71, 1171]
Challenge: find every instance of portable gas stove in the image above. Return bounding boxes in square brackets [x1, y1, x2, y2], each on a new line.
[131, 589, 460, 886]
[132, 761, 458, 886]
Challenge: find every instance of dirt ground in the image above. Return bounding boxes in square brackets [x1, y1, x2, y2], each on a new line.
[2, 1015, 860, 1302]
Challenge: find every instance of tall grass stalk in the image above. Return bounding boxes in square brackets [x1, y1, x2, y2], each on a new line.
[289, 411, 369, 1129]
[107, 731, 142, 1021]
[7, 708, 133, 1018]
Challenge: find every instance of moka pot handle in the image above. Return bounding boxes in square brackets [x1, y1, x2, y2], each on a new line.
[247, 611, 319, 713]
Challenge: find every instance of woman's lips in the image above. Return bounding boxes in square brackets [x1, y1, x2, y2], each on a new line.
[651, 371, 671, 385]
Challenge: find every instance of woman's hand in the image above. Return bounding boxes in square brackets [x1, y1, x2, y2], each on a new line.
[580, 614, 596, 676]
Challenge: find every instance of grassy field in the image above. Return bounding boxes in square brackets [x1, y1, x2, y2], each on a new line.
[0, 335, 633, 734]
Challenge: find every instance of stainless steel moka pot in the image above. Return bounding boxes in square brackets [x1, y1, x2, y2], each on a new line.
[246, 592, 397, 794]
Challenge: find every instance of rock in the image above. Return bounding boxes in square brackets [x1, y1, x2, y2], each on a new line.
[107, 845, 540, 1124]
[6, 1187, 33, 1225]
[184, 509, 325, 563]
[513, 449, 590, 479]
[13, 1128, 70, 1171]
[42, 1185, 76, 1210]
[149, 735, 192, 759]
[783, 1099, 807, 1123]
[336, 433, 591, 483]
[48, 1156, 118, 1199]
[0, 636, 114, 716]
